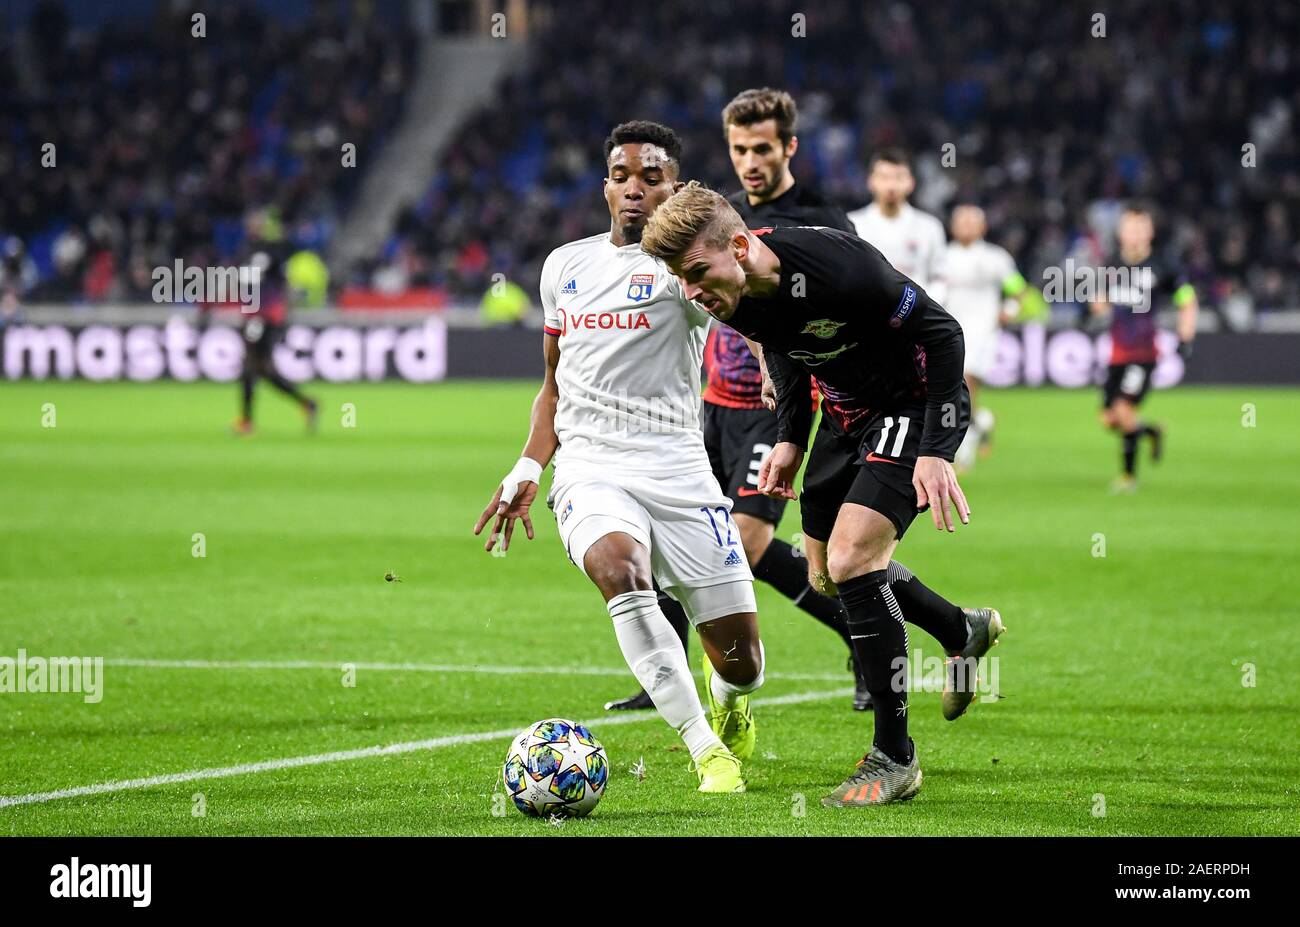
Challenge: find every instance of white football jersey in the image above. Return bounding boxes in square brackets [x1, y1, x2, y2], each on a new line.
[847, 202, 948, 300]
[541, 233, 712, 477]
[943, 239, 1018, 334]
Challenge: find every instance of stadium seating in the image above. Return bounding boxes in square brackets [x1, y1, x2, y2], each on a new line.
[0, 1, 416, 304]
[1, 0, 1296, 317]
[369, 0, 1298, 316]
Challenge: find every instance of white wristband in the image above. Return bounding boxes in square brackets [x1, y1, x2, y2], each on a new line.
[498, 457, 544, 506]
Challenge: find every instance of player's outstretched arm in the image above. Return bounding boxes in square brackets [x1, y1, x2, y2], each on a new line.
[757, 348, 812, 499]
[912, 320, 972, 534]
[739, 336, 778, 411]
[899, 289, 971, 532]
[765, 347, 814, 445]
[473, 334, 560, 551]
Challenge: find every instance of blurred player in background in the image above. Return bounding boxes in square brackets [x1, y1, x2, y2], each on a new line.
[233, 249, 318, 436]
[1090, 204, 1199, 492]
[605, 88, 872, 712]
[644, 185, 1005, 806]
[475, 122, 764, 793]
[944, 204, 1033, 470]
[848, 149, 948, 305]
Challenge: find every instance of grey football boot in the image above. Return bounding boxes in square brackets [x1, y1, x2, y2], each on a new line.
[822, 741, 922, 806]
[942, 607, 1005, 721]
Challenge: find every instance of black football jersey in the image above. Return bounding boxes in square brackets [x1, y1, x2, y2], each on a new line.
[1103, 251, 1189, 365]
[727, 183, 855, 235]
[724, 226, 968, 460]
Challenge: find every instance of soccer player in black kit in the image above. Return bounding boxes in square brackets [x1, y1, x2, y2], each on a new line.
[605, 88, 872, 712]
[643, 183, 1006, 805]
[1090, 204, 1199, 492]
[233, 249, 318, 436]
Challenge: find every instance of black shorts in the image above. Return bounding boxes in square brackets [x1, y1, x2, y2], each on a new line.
[243, 319, 283, 365]
[1102, 362, 1155, 407]
[701, 402, 788, 525]
[800, 407, 929, 542]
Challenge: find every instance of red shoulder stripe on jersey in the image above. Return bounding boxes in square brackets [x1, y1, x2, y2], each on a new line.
[543, 325, 562, 337]
[752, 227, 775, 236]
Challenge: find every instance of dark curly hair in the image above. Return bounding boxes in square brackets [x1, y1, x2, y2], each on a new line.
[603, 120, 683, 167]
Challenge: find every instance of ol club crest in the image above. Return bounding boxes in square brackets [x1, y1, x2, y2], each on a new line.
[627, 273, 655, 302]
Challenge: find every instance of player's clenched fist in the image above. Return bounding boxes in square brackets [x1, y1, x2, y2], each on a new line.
[757, 442, 803, 500]
[474, 457, 543, 552]
[912, 455, 971, 533]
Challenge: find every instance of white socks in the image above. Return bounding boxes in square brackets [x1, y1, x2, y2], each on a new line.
[708, 640, 765, 710]
[607, 590, 721, 760]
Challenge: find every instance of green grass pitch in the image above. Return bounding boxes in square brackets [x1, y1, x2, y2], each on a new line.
[1, 380, 1296, 836]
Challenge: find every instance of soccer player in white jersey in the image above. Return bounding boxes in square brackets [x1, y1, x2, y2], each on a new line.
[474, 122, 763, 794]
[944, 204, 1033, 470]
[847, 149, 948, 304]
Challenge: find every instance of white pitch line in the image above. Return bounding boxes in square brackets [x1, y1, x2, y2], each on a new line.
[103, 657, 847, 683]
[0, 687, 851, 810]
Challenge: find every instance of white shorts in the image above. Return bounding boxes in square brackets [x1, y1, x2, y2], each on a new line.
[961, 321, 1000, 380]
[547, 468, 757, 625]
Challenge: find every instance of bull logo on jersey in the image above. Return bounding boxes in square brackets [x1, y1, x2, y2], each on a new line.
[801, 319, 846, 339]
[627, 273, 655, 302]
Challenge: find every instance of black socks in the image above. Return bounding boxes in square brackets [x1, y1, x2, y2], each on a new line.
[886, 561, 970, 655]
[1122, 430, 1140, 476]
[838, 570, 911, 764]
[241, 373, 255, 420]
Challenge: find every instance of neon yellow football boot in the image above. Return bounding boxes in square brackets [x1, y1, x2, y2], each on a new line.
[693, 745, 746, 793]
[702, 650, 756, 761]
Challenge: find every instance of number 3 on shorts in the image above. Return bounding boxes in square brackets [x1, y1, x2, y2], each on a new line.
[1121, 365, 1145, 396]
[699, 506, 733, 547]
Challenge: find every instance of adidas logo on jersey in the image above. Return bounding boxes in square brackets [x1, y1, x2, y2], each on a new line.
[723, 548, 744, 567]
[561, 278, 579, 295]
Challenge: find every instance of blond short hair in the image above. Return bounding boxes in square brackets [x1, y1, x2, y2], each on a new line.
[641, 181, 745, 263]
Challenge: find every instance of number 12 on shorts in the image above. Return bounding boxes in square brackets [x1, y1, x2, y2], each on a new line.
[699, 506, 734, 547]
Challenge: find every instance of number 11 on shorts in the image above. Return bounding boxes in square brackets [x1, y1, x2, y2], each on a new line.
[699, 506, 734, 547]
[876, 415, 911, 457]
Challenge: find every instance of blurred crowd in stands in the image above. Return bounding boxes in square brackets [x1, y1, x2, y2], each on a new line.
[371, 0, 1298, 322]
[3, 0, 1298, 324]
[1, 0, 414, 311]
